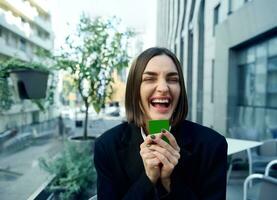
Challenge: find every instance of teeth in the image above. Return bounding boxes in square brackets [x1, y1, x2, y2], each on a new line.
[151, 99, 169, 103]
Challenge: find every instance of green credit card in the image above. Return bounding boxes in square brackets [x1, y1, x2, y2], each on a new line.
[148, 119, 170, 144]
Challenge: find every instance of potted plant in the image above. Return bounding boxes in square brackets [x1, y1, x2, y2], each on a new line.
[54, 14, 134, 141]
[39, 141, 96, 200]
[1, 59, 50, 99]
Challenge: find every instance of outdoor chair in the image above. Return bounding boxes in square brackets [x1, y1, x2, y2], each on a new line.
[251, 139, 277, 175]
[243, 159, 277, 200]
[227, 127, 259, 181]
[88, 194, 97, 200]
[228, 127, 277, 177]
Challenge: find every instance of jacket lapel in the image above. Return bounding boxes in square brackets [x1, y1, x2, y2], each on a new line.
[118, 123, 145, 183]
[171, 121, 194, 169]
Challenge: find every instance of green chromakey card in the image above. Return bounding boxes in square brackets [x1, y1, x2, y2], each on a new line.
[148, 119, 170, 144]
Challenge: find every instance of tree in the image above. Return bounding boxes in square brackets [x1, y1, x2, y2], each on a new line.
[55, 14, 134, 139]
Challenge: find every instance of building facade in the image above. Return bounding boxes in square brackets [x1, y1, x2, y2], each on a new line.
[157, 0, 277, 139]
[0, 0, 56, 132]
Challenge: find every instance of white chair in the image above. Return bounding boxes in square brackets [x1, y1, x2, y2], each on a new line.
[251, 139, 277, 175]
[243, 160, 277, 200]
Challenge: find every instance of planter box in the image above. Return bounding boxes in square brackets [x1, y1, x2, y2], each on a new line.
[10, 69, 49, 99]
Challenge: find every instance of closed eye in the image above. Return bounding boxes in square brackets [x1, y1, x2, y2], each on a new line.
[167, 77, 179, 83]
[142, 77, 156, 82]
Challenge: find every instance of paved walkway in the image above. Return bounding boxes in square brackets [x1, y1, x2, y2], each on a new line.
[0, 117, 122, 200]
[0, 138, 62, 200]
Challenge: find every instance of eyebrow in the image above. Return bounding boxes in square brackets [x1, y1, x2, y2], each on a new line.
[143, 71, 179, 76]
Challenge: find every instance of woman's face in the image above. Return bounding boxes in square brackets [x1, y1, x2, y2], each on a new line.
[140, 55, 181, 122]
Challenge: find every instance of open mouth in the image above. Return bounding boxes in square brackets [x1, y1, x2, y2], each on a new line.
[150, 97, 171, 109]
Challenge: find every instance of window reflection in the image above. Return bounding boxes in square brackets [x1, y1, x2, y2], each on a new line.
[234, 36, 277, 139]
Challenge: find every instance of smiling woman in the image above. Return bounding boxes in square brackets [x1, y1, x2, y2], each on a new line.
[125, 48, 187, 128]
[94, 47, 228, 200]
[140, 54, 181, 124]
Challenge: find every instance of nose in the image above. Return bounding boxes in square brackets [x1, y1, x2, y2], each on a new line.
[156, 79, 169, 93]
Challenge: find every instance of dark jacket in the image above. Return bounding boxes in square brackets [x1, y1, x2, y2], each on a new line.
[94, 120, 228, 200]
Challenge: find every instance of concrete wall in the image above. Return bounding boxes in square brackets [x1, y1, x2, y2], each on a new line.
[156, 0, 277, 137]
[214, 0, 277, 134]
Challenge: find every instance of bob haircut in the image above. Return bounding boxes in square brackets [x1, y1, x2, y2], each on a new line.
[125, 47, 188, 127]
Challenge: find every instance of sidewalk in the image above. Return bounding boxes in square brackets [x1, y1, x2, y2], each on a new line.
[0, 138, 63, 200]
[0, 117, 123, 200]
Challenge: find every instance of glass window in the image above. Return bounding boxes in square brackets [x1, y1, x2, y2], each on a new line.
[268, 56, 277, 70]
[238, 49, 247, 65]
[19, 38, 26, 51]
[267, 57, 277, 108]
[255, 73, 266, 106]
[238, 43, 277, 108]
[268, 36, 277, 57]
[267, 93, 277, 108]
[267, 72, 277, 93]
[238, 65, 246, 104]
[256, 41, 267, 59]
[247, 47, 255, 63]
[238, 64, 255, 105]
[245, 63, 256, 105]
[10, 33, 17, 48]
[234, 35, 277, 141]
[255, 58, 267, 106]
[256, 58, 267, 74]
[213, 4, 220, 36]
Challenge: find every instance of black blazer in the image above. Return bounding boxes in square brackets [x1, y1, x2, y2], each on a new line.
[94, 120, 228, 200]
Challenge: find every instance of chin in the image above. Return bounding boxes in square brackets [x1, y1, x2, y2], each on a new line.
[150, 113, 172, 120]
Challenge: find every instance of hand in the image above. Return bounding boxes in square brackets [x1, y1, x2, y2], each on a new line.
[148, 130, 180, 191]
[140, 135, 161, 184]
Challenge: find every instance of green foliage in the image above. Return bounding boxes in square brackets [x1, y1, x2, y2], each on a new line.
[0, 58, 49, 74]
[39, 142, 96, 200]
[0, 58, 56, 111]
[0, 77, 13, 110]
[54, 14, 134, 138]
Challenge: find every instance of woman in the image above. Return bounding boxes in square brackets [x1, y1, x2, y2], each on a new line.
[94, 47, 227, 200]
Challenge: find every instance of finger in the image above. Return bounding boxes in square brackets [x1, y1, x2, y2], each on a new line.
[140, 139, 154, 150]
[152, 151, 174, 169]
[140, 147, 155, 156]
[145, 157, 161, 168]
[151, 134, 178, 156]
[141, 152, 156, 160]
[161, 129, 180, 152]
[149, 144, 180, 162]
[149, 145, 180, 161]
[148, 144, 172, 160]
[146, 134, 156, 143]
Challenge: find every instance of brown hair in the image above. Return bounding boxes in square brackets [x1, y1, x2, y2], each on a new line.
[125, 47, 188, 127]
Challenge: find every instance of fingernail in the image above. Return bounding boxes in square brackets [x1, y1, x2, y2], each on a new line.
[146, 144, 151, 147]
[161, 129, 166, 133]
[150, 135, 156, 140]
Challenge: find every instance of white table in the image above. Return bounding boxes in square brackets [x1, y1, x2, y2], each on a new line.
[227, 138, 262, 156]
[226, 138, 263, 182]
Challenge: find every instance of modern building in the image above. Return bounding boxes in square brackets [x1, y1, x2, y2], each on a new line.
[156, 0, 277, 140]
[0, 0, 56, 132]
